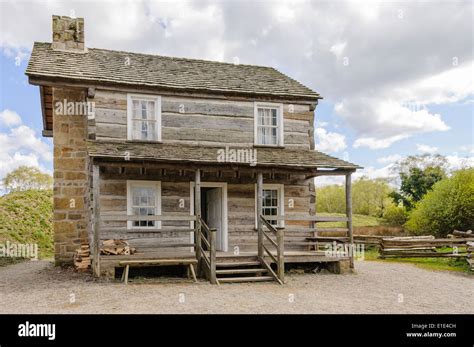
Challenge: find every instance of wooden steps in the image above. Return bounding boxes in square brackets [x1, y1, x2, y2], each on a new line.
[215, 258, 277, 284]
[216, 268, 268, 275]
[216, 261, 261, 268]
[218, 276, 274, 283]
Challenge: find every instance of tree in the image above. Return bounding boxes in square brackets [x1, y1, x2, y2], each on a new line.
[390, 154, 447, 209]
[405, 169, 474, 237]
[352, 177, 393, 217]
[316, 184, 345, 214]
[316, 177, 394, 217]
[2, 166, 53, 192]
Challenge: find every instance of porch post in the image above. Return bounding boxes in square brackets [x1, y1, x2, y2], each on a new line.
[345, 172, 354, 268]
[92, 164, 101, 277]
[257, 172, 263, 258]
[195, 169, 202, 261]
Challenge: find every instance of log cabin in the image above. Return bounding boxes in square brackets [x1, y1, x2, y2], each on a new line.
[26, 15, 361, 284]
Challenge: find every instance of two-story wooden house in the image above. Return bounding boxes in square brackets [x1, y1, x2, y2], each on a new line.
[26, 15, 360, 284]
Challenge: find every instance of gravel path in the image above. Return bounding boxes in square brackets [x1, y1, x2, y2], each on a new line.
[0, 260, 472, 314]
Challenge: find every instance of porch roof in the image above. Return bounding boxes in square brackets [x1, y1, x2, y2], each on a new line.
[87, 140, 361, 170]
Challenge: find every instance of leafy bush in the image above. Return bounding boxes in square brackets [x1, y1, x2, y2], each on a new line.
[382, 204, 407, 227]
[405, 169, 474, 237]
[0, 189, 53, 258]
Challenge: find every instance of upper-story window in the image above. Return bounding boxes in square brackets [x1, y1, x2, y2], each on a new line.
[127, 94, 161, 141]
[254, 103, 284, 146]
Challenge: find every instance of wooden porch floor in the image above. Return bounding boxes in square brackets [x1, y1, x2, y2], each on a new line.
[100, 250, 347, 264]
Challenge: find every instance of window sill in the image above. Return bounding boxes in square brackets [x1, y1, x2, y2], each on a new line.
[253, 144, 285, 149]
[126, 140, 163, 144]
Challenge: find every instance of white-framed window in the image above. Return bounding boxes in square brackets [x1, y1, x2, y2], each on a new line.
[254, 102, 284, 146]
[126, 180, 161, 229]
[255, 184, 285, 228]
[127, 94, 161, 141]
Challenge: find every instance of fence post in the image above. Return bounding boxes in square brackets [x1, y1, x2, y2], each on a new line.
[195, 169, 201, 261]
[92, 164, 101, 277]
[277, 227, 285, 283]
[257, 172, 263, 258]
[345, 172, 354, 268]
[210, 228, 217, 284]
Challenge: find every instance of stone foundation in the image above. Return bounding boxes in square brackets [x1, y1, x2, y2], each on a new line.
[327, 259, 353, 274]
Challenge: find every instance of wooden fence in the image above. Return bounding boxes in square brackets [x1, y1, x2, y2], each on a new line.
[379, 236, 474, 270]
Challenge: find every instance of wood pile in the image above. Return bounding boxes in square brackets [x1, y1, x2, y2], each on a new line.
[74, 243, 91, 272]
[379, 236, 471, 259]
[100, 239, 136, 255]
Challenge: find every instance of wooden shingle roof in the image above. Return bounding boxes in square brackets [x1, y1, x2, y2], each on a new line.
[87, 141, 361, 170]
[26, 42, 320, 100]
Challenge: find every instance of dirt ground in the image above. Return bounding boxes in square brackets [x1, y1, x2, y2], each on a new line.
[0, 260, 472, 314]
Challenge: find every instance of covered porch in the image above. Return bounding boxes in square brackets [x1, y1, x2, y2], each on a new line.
[87, 140, 360, 284]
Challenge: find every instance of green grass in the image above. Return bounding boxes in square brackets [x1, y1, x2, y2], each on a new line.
[0, 190, 53, 259]
[363, 248, 472, 273]
[318, 212, 383, 228]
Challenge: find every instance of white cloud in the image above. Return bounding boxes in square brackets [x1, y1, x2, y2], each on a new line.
[314, 128, 347, 153]
[354, 134, 410, 150]
[393, 62, 474, 106]
[274, 4, 296, 23]
[343, 98, 450, 149]
[377, 154, 402, 164]
[329, 41, 347, 59]
[316, 120, 329, 128]
[0, 125, 52, 162]
[0, 0, 472, 161]
[314, 175, 345, 187]
[460, 145, 474, 154]
[353, 163, 398, 186]
[416, 144, 438, 154]
[0, 109, 22, 127]
[446, 155, 474, 171]
[0, 110, 52, 182]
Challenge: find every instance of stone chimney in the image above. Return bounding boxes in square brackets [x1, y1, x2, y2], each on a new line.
[51, 15, 85, 52]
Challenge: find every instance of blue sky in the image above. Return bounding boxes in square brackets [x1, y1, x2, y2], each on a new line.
[0, 0, 473, 187]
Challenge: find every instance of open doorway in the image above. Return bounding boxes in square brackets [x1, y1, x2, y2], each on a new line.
[190, 182, 228, 252]
[202, 187, 223, 250]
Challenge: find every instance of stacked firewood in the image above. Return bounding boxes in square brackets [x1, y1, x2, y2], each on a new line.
[74, 243, 91, 272]
[100, 239, 136, 255]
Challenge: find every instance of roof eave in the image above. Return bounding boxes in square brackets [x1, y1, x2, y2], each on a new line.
[26, 72, 322, 102]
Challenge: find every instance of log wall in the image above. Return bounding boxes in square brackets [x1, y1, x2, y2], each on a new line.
[88, 89, 314, 149]
[98, 166, 313, 253]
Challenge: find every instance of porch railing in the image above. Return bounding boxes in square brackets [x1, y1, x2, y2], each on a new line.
[98, 213, 218, 284]
[97, 213, 198, 273]
[197, 217, 217, 284]
[264, 215, 354, 265]
[258, 215, 284, 284]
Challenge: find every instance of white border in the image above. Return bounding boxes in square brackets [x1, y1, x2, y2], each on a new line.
[127, 93, 162, 141]
[126, 180, 162, 230]
[253, 102, 284, 146]
[254, 183, 285, 228]
[190, 182, 228, 252]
